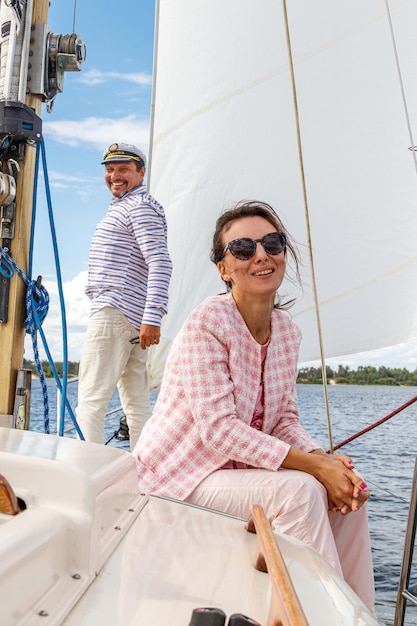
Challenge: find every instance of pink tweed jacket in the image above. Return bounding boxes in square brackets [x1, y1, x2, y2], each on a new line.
[134, 293, 321, 500]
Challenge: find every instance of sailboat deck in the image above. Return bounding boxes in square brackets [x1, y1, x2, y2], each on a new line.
[0, 427, 379, 626]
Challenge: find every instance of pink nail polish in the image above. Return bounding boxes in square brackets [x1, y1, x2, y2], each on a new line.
[360, 482, 368, 490]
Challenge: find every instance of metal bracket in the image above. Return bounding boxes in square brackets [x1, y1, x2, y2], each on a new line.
[0, 100, 42, 146]
[28, 25, 86, 112]
[0, 237, 12, 323]
[0, 202, 16, 238]
[0, 175, 16, 209]
[0, 203, 16, 323]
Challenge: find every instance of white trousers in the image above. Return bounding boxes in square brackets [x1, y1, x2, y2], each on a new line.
[76, 307, 151, 450]
[186, 467, 376, 613]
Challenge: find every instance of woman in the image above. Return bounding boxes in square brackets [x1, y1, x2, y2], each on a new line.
[133, 200, 375, 612]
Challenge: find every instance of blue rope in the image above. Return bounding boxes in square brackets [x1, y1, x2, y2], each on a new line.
[40, 140, 68, 436]
[0, 245, 51, 431]
[0, 139, 84, 439]
[0, 253, 13, 278]
[33, 139, 84, 439]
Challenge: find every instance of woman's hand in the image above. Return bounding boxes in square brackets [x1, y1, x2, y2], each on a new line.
[313, 451, 370, 514]
[283, 448, 370, 515]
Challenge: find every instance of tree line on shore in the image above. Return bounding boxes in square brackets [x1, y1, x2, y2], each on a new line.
[23, 359, 417, 386]
[23, 359, 79, 379]
[298, 364, 417, 386]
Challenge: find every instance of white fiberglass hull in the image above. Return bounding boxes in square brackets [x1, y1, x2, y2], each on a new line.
[0, 428, 379, 625]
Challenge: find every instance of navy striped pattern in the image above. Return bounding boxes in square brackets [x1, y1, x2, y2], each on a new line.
[86, 186, 172, 329]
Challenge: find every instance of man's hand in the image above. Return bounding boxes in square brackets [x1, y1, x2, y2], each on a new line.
[139, 324, 160, 349]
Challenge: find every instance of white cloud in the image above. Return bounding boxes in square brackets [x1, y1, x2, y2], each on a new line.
[46, 171, 99, 185]
[300, 341, 417, 371]
[78, 69, 152, 87]
[43, 115, 151, 152]
[40, 169, 101, 192]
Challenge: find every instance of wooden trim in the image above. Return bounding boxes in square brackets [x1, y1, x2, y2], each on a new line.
[0, 473, 20, 515]
[247, 504, 309, 626]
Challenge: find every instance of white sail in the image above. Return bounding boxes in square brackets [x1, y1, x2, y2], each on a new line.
[149, 0, 417, 363]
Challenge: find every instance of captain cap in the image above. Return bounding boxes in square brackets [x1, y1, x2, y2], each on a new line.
[101, 142, 146, 167]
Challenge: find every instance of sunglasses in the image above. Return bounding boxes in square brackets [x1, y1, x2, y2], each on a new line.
[221, 231, 286, 261]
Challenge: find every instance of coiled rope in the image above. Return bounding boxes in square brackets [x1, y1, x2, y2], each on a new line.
[0, 245, 52, 430]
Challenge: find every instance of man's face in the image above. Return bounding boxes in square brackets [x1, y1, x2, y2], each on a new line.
[104, 161, 145, 197]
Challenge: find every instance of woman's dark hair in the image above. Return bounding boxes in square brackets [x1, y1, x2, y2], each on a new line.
[210, 200, 301, 307]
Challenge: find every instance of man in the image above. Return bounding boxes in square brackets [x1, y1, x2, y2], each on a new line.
[76, 142, 172, 450]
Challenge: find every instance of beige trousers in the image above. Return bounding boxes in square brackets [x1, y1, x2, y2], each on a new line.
[76, 307, 151, 450]
[186, 467, 375, 613]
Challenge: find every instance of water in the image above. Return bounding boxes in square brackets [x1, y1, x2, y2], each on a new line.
[295, 385, 417, 625]
[29, 380, 417, 625]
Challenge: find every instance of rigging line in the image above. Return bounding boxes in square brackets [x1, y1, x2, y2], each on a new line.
[360, 477, 409, 505]
[281, 0, 334, 454]
[27, 141, 83, 438]
[72, 0, 77, 33]
[383, 0, 417, 173]
[147, 0, 160, 191]
[40, 138, 82, 438]
[332, 393, 417, 452]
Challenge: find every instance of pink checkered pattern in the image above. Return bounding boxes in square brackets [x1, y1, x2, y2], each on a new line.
[134, 293, 320, 500]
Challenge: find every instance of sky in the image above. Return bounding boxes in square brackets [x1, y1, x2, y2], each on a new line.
[22, 0, 417, 371]
[25, 0, 156, 362]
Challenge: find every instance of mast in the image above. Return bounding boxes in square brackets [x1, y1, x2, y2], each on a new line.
[0, 0, 85, 424]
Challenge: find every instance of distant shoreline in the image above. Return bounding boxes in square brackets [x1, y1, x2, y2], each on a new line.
[25, 361, 417, 387]
[30, 375, 417, 387]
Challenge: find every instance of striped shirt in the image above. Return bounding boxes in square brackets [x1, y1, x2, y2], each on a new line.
[85, 185, 172, 330]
